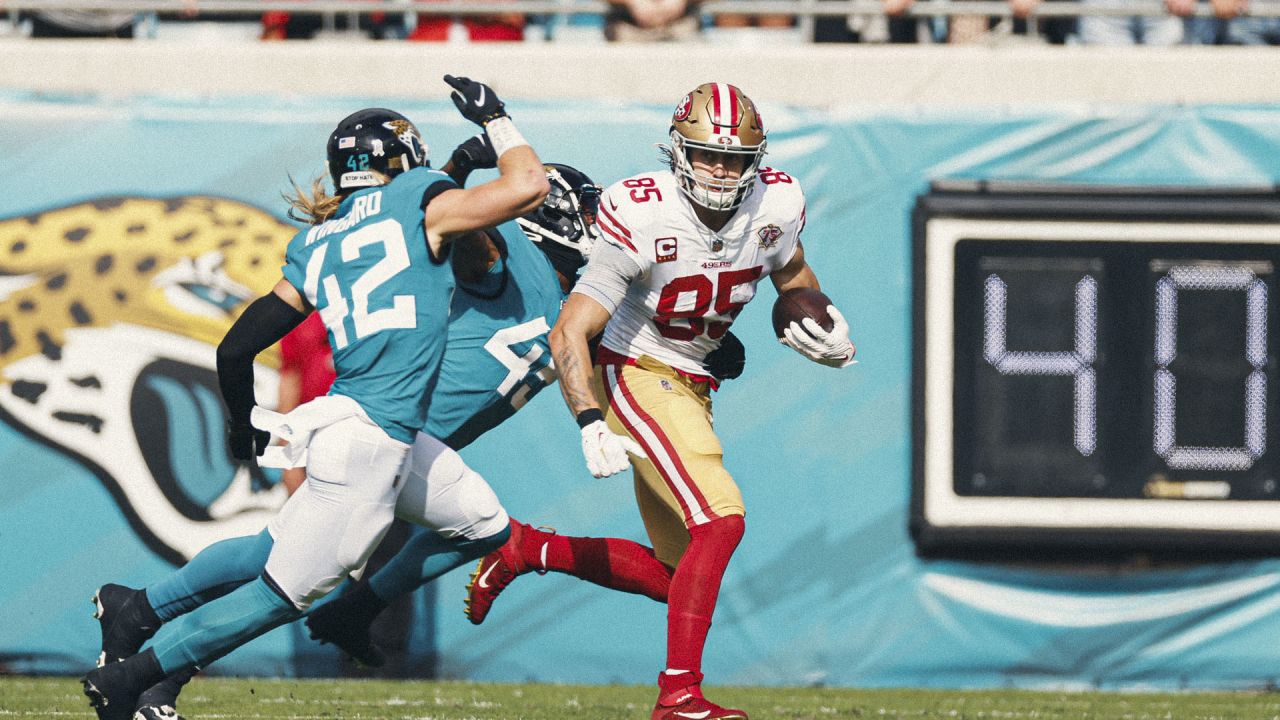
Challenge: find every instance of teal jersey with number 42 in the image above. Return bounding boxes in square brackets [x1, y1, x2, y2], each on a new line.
[428, 219, 566, 450]
[282, 167, 457, 444]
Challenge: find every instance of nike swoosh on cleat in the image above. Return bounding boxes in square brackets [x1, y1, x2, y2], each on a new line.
[673, 711, 712, 719]
[476, 561, 501, 589]
[474, 87, 486, 107]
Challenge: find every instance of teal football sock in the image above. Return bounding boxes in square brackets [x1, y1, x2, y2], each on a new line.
[147, 529, 274, 622]
[368, 524, 510, 602]
[151, 576, 300, 673]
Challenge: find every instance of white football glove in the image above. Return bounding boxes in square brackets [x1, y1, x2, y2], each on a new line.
[781, 304, 857, 368]
[580, 419, 648, 478]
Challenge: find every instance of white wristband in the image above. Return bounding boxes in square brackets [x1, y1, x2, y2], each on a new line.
[485, 116, 529, 158]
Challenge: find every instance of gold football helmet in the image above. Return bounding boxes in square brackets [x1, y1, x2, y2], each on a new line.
[666, 82, 767, 211]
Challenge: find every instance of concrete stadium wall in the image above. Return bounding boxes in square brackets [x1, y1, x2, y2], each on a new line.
[5, 41, 1280, 109]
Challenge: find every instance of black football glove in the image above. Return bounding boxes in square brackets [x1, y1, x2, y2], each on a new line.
[444, 75, 508, 127]
[227, 420, 271, 461]
[704, 331, 746, 382]
[447, 133, 498, 185]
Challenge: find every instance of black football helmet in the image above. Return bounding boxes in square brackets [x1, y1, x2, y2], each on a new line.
[517, 163, 602, 277]
[326, 108, 429, 192]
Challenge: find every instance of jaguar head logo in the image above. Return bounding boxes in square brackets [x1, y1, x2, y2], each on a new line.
[0, 196, 295, 563]
[385, 119, 427, 166]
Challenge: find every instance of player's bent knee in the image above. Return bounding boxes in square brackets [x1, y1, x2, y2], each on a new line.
[439, 468, 510, 541]
[450, 468, 509, 540]
[694, 513, 745, 546]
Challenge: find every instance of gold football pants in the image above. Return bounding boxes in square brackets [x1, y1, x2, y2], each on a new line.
[594, 356, 746, 567]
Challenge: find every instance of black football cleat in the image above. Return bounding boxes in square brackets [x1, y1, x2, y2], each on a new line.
[93, 584, 160, 666]
[81, 663, 142, 720]
[132, 666, 195, 720]
[304, 584, 387, 668]
[82, 649, 167, 720]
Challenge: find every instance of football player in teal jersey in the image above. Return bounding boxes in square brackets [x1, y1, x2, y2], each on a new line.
[81, 75, 550, 720]
[85, 159, 604, 720]
[299, 162, 605, 667]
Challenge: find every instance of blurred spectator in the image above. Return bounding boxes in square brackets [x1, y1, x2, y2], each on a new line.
[276, 312, 335, 494]
[817, 0, 1068, 44]
[814, 0, 919, 42]
[24, 8, 137, 37]
[947, 0, 1075, 44]
[715, 7, 794, 31]
[1076, 0, 1183, 43]
[1181, 0, 1280, 43]
[605, 0, 700, 40]
[262, 8, 403, 39]
[407, 3, 525, 41]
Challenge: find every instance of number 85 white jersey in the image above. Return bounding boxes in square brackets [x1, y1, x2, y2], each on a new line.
[589, 168, 806, 377]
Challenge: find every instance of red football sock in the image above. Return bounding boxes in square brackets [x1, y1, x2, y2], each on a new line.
[515, 523, 673, 602]
[664, 514, 745, 683]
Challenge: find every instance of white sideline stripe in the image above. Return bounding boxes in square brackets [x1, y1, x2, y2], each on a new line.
[923, 571, 1280, 627]
[604, 364, 710, 525]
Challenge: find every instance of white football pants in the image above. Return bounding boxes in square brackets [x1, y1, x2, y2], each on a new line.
[265, 427, 507, 610]
[264, 414, 410, 610]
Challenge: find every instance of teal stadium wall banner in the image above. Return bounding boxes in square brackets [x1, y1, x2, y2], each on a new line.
[4, 92, 1280, 689]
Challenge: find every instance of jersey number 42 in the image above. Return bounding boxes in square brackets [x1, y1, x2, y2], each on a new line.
[303, 219, 417, 350]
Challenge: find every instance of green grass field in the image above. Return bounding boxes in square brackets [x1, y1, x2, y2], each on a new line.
[3, 676, 1280, 719]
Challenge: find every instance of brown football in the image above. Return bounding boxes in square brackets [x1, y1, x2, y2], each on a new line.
[772, 287, 834, 339]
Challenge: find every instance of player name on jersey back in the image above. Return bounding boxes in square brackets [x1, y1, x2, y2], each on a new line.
[306, 191, 384, 245]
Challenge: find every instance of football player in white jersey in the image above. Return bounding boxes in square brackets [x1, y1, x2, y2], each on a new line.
[464, 82, 856, 720]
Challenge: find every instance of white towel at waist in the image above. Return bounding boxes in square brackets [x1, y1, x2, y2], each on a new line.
[250, 394, 368, 469]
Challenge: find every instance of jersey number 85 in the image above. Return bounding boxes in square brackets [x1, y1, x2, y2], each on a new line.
[654, 266, 762, 341]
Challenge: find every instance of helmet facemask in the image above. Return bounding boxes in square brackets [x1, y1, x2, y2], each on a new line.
[517, 163, 602, 277]
[668, 131, 766, 212]
[663, 82, 768, 212]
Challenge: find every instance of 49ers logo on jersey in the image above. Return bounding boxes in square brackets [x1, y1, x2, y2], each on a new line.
[655, 236, 678, 263]
[673, 94, 693, 122]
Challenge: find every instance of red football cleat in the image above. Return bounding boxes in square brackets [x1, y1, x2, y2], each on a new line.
[651, 688, 749, 720]
[465, 520, 542, 625]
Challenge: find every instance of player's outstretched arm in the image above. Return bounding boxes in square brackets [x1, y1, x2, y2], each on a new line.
[549, 293, 647, 477]
[424, 76, 549, 253]
[771, 243, 857, 369]
[216, 278, 309, 460]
